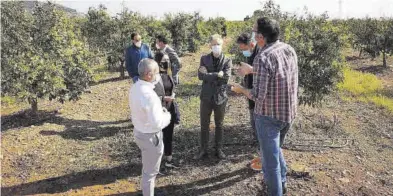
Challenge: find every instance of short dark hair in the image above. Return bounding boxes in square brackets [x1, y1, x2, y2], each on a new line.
[131, 32, 140, 40]
[236, 33, 251, 45]
[156, 35, 168, 44]
[256, 17, 280, 43]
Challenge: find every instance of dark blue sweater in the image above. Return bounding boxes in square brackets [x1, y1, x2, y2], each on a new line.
[125, 43, 153, 77]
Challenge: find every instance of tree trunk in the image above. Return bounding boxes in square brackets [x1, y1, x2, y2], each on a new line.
[120, 60, 125, 79]
[109, 59, 114, 71]
[382, 51, 387, 67]
[31, 98, 38, 115]
[107, 56, 112, 71]
[358, 48, 363, 58]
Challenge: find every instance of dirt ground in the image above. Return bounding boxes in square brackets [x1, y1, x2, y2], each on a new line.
[1, 47, 393, 196]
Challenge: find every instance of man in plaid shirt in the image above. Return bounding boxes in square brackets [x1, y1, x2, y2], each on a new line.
[232, 17, 298, 196]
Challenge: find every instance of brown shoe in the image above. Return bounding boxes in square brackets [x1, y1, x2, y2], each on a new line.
[250, 161, 262, 171]
[251, 157, 260, 164]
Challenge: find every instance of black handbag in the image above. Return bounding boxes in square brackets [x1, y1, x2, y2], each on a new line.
[173, 102, 181, 124]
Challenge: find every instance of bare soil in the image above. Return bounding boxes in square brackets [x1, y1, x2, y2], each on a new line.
[1, 47, 393, 196]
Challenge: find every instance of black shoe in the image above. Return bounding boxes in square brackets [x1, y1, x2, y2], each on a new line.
[164, 160, 180, 169]
[282, 182, 287, 194]
[215, 149, 226, 159]
[193, 151, 208, 160]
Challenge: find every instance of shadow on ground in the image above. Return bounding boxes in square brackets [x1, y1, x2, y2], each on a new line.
[1, 163, 141, 195]
[354, 65, 391, 75]
[2, 123, 259, 195]
[109, 123, 258, 165]
[90, 75, 131, 86]
[109, 168, 258, 196]
[1, 110, 131, 141]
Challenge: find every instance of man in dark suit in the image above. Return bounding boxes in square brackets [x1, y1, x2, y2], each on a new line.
[156, 35, 182, 85]
[194, 34, 232, 160]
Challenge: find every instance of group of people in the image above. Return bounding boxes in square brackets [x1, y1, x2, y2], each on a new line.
[125, 33, 181, 85]
[128, 17, 298, 196]
[127, 32, 183, 196]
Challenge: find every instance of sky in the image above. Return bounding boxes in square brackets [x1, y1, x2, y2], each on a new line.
[55, 0, 393, 20]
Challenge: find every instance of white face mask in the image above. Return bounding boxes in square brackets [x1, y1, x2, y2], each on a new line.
[212, 45, 222, 56]
[134, 41, 142, 48]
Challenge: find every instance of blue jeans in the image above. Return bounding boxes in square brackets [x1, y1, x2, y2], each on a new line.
[171, 63, 180, 85]
[255, 114, 290, 196]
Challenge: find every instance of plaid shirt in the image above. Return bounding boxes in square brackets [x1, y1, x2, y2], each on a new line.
[251, 41, 298, 123]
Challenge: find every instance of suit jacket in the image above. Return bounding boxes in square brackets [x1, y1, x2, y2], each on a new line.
[163, 46, 182, 68]
[198, 53, 232, 105]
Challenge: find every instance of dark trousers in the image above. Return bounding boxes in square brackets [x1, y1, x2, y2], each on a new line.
[163, 103, 176, 156]
[200, 99, 227, 151]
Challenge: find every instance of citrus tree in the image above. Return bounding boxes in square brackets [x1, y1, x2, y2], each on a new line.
[1, 1, 92, 114]
[228, 0, 347, 106]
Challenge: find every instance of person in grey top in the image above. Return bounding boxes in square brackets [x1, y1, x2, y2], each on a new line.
[194, 34, 232, 160]
[156, 35, 182, 85]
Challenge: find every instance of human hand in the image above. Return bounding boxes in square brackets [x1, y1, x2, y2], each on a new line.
[236, 62, 254, 76]
[164, 96, 174, 103]
[230, 83, 244, 94]
[218, 71, 224, 78]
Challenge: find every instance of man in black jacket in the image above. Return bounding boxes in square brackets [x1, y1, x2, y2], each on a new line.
[156, 35, 182, 85]
[236, 33, 261, 171]
[194, 34, 232, 160]
[237, 33, 258, 133]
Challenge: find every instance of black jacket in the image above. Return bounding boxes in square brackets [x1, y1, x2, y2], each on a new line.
[198, 53, 232, 105]
[154, 73, 175, 110]
[244, 46, 259, 109]
[154, 73, 181, 124]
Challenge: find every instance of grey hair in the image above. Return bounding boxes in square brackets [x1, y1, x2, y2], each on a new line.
[209, 34, 223, 45]
[138, 58, 158, 77]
